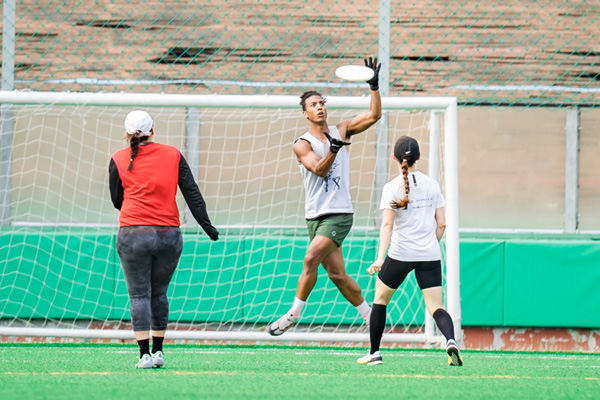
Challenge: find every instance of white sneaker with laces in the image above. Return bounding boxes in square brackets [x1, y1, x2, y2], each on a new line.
[152, 351, 164, 368]
[135, 353, 154, 369]
[357, 350, 383, 365]
[266, 312, 298, 336]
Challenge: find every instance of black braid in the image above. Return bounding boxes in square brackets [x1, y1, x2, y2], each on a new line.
[396, 159, 411, 209]
[389, 157, 417, 210]
[127, 133, 142, 171]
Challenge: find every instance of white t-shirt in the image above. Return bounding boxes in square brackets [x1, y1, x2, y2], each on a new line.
[296, 126, 353, 219]
[379, 170, 445, 261]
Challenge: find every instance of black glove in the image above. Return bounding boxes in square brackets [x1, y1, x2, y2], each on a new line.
[323, 131, 351, 154]
[203, 225, 219, 241]
[364, 56, 381, 91]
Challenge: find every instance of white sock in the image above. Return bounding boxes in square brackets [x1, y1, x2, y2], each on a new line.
[356, 300, 372, 320]
[290, 297, 305, 316]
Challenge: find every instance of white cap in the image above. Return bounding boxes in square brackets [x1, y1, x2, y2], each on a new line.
[124, 110, 154, 136]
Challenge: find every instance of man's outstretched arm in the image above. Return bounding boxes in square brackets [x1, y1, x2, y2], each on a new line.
[339, 57, 382, 139]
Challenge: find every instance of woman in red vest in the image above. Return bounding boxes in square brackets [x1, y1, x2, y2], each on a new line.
[109, 110, 218, 369]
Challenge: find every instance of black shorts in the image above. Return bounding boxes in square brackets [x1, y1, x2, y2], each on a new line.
[378, 257, 442, 290]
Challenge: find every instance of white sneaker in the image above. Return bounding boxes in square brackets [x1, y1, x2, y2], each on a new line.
[152, 351, 164, 368]
[357, 350, 383, 365]
[135, 353, 154, 369]
[266, 312, 298, 336]
[446, 339, 463, 366]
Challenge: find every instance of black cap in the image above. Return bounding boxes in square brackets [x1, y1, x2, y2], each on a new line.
[394, 135, 420, 162]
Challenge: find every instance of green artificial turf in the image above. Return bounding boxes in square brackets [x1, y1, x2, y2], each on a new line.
[0, 343, 599, 399]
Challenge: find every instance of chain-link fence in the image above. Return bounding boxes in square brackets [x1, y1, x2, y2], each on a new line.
[2, 0, 599, 105]
[2, 1, 599, 232]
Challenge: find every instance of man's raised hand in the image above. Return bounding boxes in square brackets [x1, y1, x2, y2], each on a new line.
[364, 57, 381, 91]
[323, 131, 351, 154]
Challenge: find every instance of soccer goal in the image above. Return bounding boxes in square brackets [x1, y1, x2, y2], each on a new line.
[0, 91, 459, 345]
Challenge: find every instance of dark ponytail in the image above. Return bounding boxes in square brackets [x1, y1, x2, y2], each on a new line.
[390, 155, 417, 210]
[390, 159, 411, 209]
[127, 131, 148, 171]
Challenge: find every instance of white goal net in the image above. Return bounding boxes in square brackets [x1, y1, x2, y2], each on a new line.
[0, 91, 459, 344]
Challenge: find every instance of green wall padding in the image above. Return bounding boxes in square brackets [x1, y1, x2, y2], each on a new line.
[0, 231, 115, 320]
[460, 240, 505, 326]
[169, 236, 246, 323]
[242, 236, 309, 323]
[503, 240, 600, 328]
[3, 230, 600, 328]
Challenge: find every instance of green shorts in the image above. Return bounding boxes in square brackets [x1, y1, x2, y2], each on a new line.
[306, 213, 354, 247]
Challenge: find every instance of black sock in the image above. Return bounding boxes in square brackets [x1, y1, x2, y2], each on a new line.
[152, 336, 164, 353]
[432, 308, 455, 341]
[370, 303, 387, 354]
[137, 338, 150, 358]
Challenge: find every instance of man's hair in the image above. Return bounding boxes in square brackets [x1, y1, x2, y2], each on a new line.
[299, 90, 325, 111]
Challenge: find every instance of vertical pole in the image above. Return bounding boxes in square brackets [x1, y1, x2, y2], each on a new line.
[184, 107, 201, 227]
[428, 112, 441, 181]
[377, 0, 390, 97]
[564, 107, 580, 233]
[424, 111, 441, 341]
[1, 0, 16, 224]
[374, 0, 390, 228]
[2, 0, 15, 91]
[443, 100, 462, 344]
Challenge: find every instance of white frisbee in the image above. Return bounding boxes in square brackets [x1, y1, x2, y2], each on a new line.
[335, 65, 374, 81]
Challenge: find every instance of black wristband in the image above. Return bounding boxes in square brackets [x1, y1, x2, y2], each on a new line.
[330, 146, 340, 154]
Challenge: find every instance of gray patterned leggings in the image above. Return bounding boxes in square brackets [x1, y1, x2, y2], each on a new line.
[116, 226, 183, 331]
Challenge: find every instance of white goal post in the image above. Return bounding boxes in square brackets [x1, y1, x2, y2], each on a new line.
[0, 90, 459, 345]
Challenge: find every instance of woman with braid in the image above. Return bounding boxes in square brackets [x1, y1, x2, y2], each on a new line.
[357, 135, 462, 366]
[109, 110, 218, 369]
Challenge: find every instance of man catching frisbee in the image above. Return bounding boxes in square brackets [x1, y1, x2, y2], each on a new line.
[267, 57, 382, 336]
